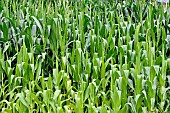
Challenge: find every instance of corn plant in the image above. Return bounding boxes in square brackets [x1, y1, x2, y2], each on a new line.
[0, 0, 170, 113]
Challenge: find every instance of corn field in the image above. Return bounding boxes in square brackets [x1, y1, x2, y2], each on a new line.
[0, 0, 170, 112]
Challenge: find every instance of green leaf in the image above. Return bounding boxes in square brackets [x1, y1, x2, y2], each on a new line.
[31, 16, 44, 34]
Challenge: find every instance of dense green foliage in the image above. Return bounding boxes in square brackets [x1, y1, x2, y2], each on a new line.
[0, 0, 170, 112]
